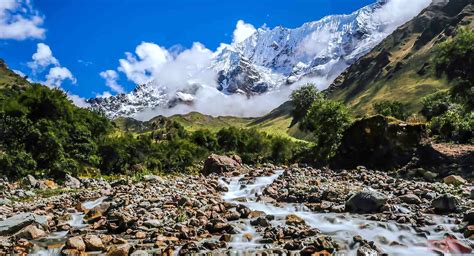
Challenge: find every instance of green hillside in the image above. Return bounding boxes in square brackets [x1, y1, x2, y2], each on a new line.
[327, 0, 473, 116]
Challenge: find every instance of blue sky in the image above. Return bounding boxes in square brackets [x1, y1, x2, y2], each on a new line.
[0, 0, 375, 99]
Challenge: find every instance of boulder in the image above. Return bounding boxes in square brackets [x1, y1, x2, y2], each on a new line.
[86, 202, 111, 221]
[399, 194, 422, 204]
[24, 175, 37, 188]
[345, 190, 388, 213]
[463, 210, 474, 225]
[0, 213, 48, 236]
[432, 194, 460, 213]
[84, 234, 105, 251]
[65, 174, 81, 189]
[65, 236, 86, 251]
[331, 115, 427, 170]
[443, 175, 466, 186]
[14, 224, 47, 240]
[202, 154, 242, 175]
[107, 243, 130, 256]
[38, 180, 58, 190]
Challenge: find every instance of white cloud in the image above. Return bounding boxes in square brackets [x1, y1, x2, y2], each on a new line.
[67, 93, 90, 108]
[13, 69, 25, 77]
[118, 42, 171, 85]
[0, 0, 45, 40]
[25, 43, 77, 88]
[232, 20, 256, 44]
[100, 69, 124, 94]
[96, 91, 113, 98]
[28, 43, 59, 72]
[371, 0, 431, 34]
[45, 66, 76, 87]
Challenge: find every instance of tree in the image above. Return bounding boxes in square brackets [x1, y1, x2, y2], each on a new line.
[373, 100, 409, 120]
[301, 98, 351, 164]
[290, 84, 323, 125]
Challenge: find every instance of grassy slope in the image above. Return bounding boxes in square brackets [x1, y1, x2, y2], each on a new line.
[0, 59, 30, 90]
[327, 0, 473, 116]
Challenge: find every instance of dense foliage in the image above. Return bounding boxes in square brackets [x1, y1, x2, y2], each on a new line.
[421, 27, 474, 144]
[0, 85, 306, 179]
[373, 100, 409, 120]
[289, 86, 352, 164]
[290, 84, 322, 125]
[435, 27, 474, 109]
[0, 84, 111, 179]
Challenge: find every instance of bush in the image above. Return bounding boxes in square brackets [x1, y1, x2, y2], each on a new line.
[429, 105, 473, 144]
[420, 91, 453, 121]
[301, 98, 351, 164]
[290, 84, 323, 124]
[373, 100, 409, 120]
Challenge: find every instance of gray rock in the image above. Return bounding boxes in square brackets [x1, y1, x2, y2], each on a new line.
[0, 213, 48, 236]
[345, 189, 388, 213]
[144, 219, 161, 228]
[471, 188, 474, 200]
[24, 175, 37, 188]
[65, 174, 81, 189]
[0, 198, 11, 206]
[432, 194, 460, 213]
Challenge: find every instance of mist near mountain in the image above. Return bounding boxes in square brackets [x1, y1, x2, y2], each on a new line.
[89, 0, 431, 119]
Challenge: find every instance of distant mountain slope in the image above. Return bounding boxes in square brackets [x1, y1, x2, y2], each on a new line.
[326, 0, 474, 115]
[0, 59, 29, 90]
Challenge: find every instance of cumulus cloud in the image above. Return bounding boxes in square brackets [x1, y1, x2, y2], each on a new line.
[118, 42, 171, 85]
[25, 43, 77, 88]
[0, 0, 45, 40]
[28, 43, 59, 72]
[100, 70, 124, 94]
[45, 66, 76, 87]
[232, 20, 256, 44]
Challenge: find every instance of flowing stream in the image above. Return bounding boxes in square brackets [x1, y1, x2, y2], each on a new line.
[219, 170, 470, 255]
[27, 172, 471, 255]
[30, 197, 107, 256]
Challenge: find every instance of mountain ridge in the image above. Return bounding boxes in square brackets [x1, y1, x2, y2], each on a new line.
[88, 0, 430, 119]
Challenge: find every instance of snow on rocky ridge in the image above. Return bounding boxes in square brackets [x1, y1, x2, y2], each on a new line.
[88, 0, 431, 119]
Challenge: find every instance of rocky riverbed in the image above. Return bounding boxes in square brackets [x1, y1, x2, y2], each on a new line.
[0, 163, 473, 255]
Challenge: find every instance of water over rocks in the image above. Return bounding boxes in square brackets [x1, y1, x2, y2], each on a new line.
[0, 164, 472, 255]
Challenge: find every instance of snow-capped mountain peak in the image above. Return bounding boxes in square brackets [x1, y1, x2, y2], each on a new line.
[88, 0, 431, 119]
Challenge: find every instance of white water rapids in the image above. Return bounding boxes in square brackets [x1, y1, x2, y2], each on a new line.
[28, 172, 470, 255]
[30, 197, 107, 256]
[219, 170, 469, 255]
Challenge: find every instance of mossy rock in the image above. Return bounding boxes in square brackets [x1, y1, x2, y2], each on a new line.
[331, 115, 427, 170]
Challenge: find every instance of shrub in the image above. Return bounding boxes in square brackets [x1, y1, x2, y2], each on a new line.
[373, 100, 409, 120]
[420, 91, 453, 121]
[301, 98, 351, 164]
[429, 105, 473, 144]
